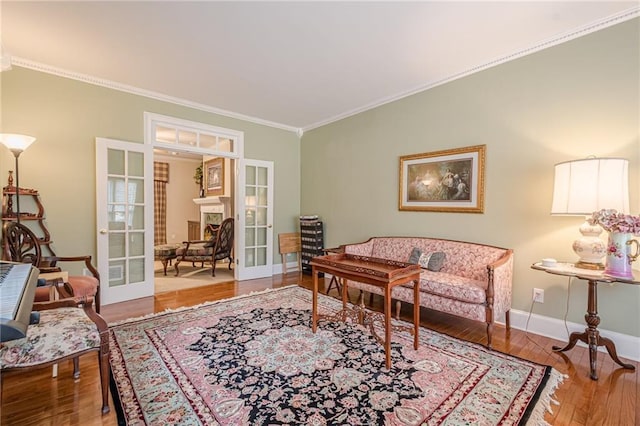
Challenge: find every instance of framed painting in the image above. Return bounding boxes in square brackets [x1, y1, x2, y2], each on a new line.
[398, 144, 485, 213]
[204, 157, 224, 196]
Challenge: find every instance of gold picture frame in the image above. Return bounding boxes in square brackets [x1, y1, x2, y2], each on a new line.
[398, 145, 485, 213]
[204, 157, 224, 196]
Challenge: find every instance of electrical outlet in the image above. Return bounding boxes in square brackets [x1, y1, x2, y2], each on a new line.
[532, 288, 544, 303]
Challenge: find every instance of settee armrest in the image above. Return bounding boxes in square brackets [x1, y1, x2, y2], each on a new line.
[486, 249, 514, 321]
[344, 238, 375, 256]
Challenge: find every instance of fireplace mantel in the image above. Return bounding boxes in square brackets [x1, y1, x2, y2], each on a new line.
[193, 196, 223, 206]
[193, 196, 232, 239]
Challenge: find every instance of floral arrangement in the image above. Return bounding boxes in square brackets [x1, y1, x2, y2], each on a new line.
[589, 209, 640, 234]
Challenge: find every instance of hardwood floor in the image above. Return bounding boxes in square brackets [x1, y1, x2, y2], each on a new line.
[1, 273, 638, 425]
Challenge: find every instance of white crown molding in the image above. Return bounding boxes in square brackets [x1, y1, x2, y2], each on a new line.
[302, 7, 640, 133]
[10, 57, 301, 135]
[7, 6, 638, 135]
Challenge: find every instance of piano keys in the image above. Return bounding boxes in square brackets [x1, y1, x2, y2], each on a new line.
[0, 261, 39, 343]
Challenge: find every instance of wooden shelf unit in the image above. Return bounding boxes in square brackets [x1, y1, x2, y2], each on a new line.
[299, 216, 324, 275]
[2, 173, 56, 257]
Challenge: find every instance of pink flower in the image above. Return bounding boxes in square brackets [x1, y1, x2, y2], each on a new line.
[589, 209, 640, 234]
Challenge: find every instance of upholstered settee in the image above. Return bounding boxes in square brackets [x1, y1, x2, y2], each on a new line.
[343, 237, 514, 347]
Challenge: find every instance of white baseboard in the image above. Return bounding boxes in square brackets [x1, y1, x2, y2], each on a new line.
[510, 309, 640, 362]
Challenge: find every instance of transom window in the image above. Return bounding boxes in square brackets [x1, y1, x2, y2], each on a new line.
[145, 112, 241, 158]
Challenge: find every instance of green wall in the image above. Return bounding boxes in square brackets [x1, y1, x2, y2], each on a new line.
[1, 18, 638, 338]
[0, 67, 301, 265]
[301, 19, 640, 336]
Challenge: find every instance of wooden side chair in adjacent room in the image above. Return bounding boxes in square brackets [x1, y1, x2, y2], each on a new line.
[2, 222, 102, 312]
[278, 232, 301, 275]
[0, 296, 110, 414]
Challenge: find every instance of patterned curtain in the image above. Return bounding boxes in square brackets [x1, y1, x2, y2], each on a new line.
[154, 162, 170, 246]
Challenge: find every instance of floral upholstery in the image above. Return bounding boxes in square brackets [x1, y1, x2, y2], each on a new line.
[174, 217, 234, 277]
[0, 307, 101, 369]
[414, 271, 487, 304]
[344, 237, 514, 346]
[154, 243, 181, 257]
[176, 243, 211, 259]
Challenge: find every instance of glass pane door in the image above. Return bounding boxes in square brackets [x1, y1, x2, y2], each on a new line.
[237, 159, 273, 280]
[96, 138, 154, 305]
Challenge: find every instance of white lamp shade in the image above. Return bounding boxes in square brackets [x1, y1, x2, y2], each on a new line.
[0, 134, 36, 152]
[551, 157, 629, 215]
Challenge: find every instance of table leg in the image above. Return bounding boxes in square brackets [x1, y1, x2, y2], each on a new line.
[552, 278, 635, 380]
[312, 267, 318, 333]
[600, 335, 636, 370]
[413, 277, 420, 350]
[341, 278, 348, 309]
[384, 285, 392, 369]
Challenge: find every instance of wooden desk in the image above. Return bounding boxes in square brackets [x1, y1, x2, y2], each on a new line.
[531, 262, 637, 380]
[311, 253, 421, 369]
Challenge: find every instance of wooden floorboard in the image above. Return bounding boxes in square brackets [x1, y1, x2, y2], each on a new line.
[1, 274, 637, 425]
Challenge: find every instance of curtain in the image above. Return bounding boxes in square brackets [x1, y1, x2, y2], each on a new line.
[154, 162, 169, 246]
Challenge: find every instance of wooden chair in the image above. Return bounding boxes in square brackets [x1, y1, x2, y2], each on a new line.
[2, 222, 102, 312]
[0, 296, 110, 414]
[279, 233, 301, 275]
[174, 217, 234, 277]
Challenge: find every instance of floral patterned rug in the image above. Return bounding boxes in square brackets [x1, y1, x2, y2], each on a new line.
[109, 286, 564, 425]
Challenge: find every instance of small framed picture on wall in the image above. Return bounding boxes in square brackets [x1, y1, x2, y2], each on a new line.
[204, 157, 224, 196]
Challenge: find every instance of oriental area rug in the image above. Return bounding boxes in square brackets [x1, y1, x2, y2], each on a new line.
[109, 286, 564, 425]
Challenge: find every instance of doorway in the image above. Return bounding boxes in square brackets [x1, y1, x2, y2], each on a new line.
[97, 119, 276, 305]
[152, 150, 236, 293]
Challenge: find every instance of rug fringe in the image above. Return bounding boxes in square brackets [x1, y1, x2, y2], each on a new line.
[108, 284, 300, 326]
[526, 369, 567, 426]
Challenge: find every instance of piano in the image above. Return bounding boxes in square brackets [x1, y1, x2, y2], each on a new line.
[0, 261, 39, 342]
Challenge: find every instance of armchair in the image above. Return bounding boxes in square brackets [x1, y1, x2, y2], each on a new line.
[2, 222, 102, 312]
[0, 296, 110, 414]
[174, 217, 234, 277]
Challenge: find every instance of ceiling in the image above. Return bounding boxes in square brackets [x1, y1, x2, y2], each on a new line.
[2, 2, 638, 133]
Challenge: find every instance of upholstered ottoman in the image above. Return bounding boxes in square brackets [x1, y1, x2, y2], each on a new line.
[154, 244, 182, 275]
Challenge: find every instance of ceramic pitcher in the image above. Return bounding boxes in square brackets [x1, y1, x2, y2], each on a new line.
[604, 232, 640, 278]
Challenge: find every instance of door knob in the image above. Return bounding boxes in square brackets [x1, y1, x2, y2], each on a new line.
[99, 229, 108, 234]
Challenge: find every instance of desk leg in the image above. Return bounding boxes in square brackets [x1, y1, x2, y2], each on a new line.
[384, 285, 392, 370]
[552, 279, 635, 380]
[312, 267, 318, 333]
[341, 278, 349, 321]
[413, 278, 420, 350]
[342, 279, 349, 307]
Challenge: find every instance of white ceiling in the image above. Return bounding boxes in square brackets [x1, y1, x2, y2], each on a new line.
[2, 2, 638, 133]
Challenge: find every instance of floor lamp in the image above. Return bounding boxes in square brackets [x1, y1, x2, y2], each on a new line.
[0, 134, 36, 224]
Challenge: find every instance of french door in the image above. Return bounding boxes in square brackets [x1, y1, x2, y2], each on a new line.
[236, 159, 274, 280]
[96, 137, 275, 303]
[95, 138, 154, 305]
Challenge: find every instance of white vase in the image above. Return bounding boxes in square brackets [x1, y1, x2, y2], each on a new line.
[604, 232, 639, 278]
